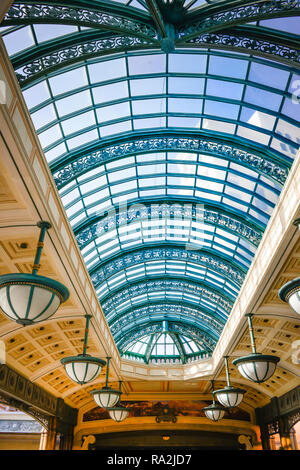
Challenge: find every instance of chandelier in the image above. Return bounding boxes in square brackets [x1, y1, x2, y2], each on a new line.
[214, 356, 246, 408]
[203, 380, 226, 422]
[61, 314, 106, 384]
[90, 357, 122, 408]
[107, 381, 129, 422]
[233, 314, 279, 383]
[278, 218, 300, 315]
[0, 221, 69, 325]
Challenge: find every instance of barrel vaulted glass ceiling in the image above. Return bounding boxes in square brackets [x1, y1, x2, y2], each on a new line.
[1, 0, 299, 363]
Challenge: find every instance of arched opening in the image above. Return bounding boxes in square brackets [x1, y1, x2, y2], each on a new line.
[0, 403, 46, 450]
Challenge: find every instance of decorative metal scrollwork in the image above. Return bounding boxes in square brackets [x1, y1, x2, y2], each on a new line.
[15, 35, 156, 85]
[288, 410, 300, 429]
[90, 246, 245, 290]
[4, 3, 158, 39]
[76, 202, 262, 252]
[109, 303, 224, 335]
[178, 0, 300, 40]
[179, 32, 300, 67]
[101, 279, 233, 315]
[53, 137, 288, 190]
[170, 322, 216, 349]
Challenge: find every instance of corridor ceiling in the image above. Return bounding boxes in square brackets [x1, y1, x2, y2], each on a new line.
[1, 0, 299, 364]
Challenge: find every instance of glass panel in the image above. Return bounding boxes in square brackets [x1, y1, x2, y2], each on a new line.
[248, 62, 289, 90]
[92, 81, 129, 103]
[169, 53, 207, 73]
[33, 24, 78, 43]
[55, 90, 92, 117]
[49, 67, 88, 95]
[130, 77, 166, 96]
[128, 54, 166, 75]
[88, 58, 126, 83]
[208, 55, 248, 79]
[3, 26, 35, 55]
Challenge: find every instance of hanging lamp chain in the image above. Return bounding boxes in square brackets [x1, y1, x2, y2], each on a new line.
[105, 357, 111, 387]
[246, 313, 257, 354]
[82, 314, 92, 355]
[32, 221, 52, 275]
[211, 379, 216, 404]
[224, 356, 231, 387]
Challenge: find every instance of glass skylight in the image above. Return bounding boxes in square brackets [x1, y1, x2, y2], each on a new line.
[2, 1, 299, 363]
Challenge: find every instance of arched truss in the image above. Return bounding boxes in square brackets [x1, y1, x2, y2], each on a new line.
[90, 249, 243, 302]
[1, 0, 299, 363]
[2, 1, 300, 83]
[89, 246, 246, 291]
[101, 278, 233, 319]
[109, 302, 224, 338]
[52, 132, 289, 190]
[5, 27, 299, 85]
[113, 314, 219, 346]
[117, 320, 217, 354]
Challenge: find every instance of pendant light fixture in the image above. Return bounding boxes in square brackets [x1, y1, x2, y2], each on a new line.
[203, 380, 226, 422]
[108, 381, 129, 422]
[61, 314, 106, 384]
[0, 221, 69, 325]
[233, 314, 280, 383]
[214, 356, 246, 408]
[90, 357, 121, 408]
[278, 218, 300, 315]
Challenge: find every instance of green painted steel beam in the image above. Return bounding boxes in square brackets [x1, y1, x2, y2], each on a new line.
[99, 274, 234, 308]
[144, 332, 160, 363]
[110, 309, 222, 341]
[116, 320, 216, 352]
[107, 299, 226, 329]
[176, 26, 300, 69]
[88, 244, 246, 280]
[51, 130, 290, 188]
[171, 332, 186, 363]
[145, 0, 167, 37]
[180, 0, 300, 40]
[2, 1, 154, 28]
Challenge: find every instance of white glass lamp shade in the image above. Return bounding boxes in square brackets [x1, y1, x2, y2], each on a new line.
[61, 355, 105, 384]
[108, 406, 129, 422]
[0, 274, 69, 325]
[233, 353, 280, 383]
[214, 386, 245, 408]
[91, 387, 122, 408]
[203, 403, 225, 422]
[279, 277, 300, 315]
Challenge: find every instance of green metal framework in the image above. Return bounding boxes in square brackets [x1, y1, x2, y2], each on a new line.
[1, 0, 299, 363]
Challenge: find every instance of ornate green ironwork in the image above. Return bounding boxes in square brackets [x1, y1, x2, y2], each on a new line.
[178, 30, 300, 67]
[179, 0, 300, 41]
[14, 35, 157, 86]
[3, 2, 158, 38]
[89, 246, 246, 287]
[53, 135, 289, 189]
[101, 278, 233, 315]
[1, 0, 299, 363]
